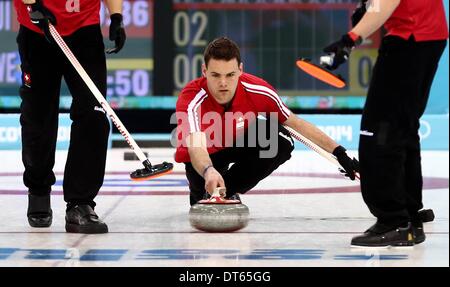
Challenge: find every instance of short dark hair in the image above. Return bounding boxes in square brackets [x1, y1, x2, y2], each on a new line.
[204, 37, 241, 67]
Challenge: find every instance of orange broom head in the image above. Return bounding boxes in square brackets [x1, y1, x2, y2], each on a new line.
[130, 162, 174, 181]
[296, 59, 346, 88]
[130, 168, 173, 181]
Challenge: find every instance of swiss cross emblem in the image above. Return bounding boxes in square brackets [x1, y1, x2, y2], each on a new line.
[24, 73, 32, 87]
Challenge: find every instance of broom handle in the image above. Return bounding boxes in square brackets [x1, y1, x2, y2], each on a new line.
[48, 23, 149, 165]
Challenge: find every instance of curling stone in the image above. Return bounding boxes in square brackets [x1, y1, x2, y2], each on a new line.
[189, 188, 249, 232]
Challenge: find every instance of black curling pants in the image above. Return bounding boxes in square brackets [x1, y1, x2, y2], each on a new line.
[185, 121, 295, 206]
[17, 25, 110, 209]
[359, 36, 446, 227]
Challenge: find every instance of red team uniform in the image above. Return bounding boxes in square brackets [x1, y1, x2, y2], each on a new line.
[175, 73, 291, 163]
[348, 0, 448, 246]
[384, 0, 448, 41]
[14, 0, 101, 36]
[15, 0, 113, 233]
[176, 73, 295, 205]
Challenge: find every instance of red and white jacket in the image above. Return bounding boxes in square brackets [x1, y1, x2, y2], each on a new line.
[175, 73, 291, 163]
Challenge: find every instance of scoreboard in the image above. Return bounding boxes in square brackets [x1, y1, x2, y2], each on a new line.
[0, 0, 380, 110]
[155, 0, 380, 109]
[0, 0, 154, 109]
[101, 0, 153, 100]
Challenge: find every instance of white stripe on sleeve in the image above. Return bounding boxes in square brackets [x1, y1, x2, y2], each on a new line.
[241, 81, 290, 119]
[187, 89, 208, 133]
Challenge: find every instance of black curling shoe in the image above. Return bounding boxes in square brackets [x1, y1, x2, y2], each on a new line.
[412, 220, 426, 244]
[65, 205, 108, 234]
[351, 222, 415, 248]
[27, 194, 53, 228]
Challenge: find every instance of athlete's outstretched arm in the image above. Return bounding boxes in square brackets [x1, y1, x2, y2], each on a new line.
[283, 113, 338, 153]
[187, 132, 226, 194]
[104, 0, 126, 54]
[351, 0, 401, 40]
[320, 0, 401, 70]
[104, 0, 123, 14]
[283, 113, 359, 180]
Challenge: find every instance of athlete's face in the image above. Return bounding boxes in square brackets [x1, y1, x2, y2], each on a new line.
[203, 58, 243, 105]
